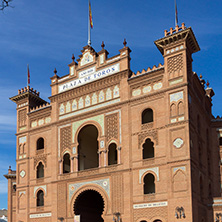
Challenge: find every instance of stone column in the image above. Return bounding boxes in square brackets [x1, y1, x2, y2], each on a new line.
[118, 147, 121, 164]
[71, 157, 74, 173]
[59, 159, 62, 174]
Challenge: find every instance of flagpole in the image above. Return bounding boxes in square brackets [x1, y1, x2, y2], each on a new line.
[175, 0, 178, 27]
[88, 0, 91, 46]
[27, 64, 29, 88]
[27, 64, 30, 88]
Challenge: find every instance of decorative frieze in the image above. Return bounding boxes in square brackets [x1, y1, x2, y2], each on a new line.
[132, 81, 163, 97]
[59, 85, 120, 118]
[31, 117, 51, 128]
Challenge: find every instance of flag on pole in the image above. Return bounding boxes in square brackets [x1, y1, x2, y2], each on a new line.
[89, 0, 93, 29]
[27, 64, 30, 86]
[175, 0, 178, 26]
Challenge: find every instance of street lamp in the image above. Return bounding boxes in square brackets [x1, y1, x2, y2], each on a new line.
[113, 212, 121, 222]
[215, 213, 222, 222]
[58, 217, 64, 222]
[175, 207, 185, 219]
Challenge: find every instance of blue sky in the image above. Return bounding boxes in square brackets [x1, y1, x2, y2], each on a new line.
[0, 0, 222, 209]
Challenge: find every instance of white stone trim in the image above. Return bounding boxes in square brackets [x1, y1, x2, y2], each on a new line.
[139, 167, 159, 183]
[34, 185, 47, 198]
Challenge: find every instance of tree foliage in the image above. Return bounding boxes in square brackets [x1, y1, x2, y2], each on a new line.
[0, 0, 13, 10]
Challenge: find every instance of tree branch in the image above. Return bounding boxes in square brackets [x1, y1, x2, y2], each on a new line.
[0, 0, 13, 11]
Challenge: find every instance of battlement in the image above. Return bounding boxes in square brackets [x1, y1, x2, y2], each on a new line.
[18, 86, 40, 96]
[130, 63, 164, 79]
[164, 23, 186, 37]
[30, 102, 51, 112]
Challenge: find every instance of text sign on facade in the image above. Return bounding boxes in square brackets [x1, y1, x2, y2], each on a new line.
[133, 201, 168, 209]
[74, 215, 80, 222]
[78, 66, 96, 78]
[29, 213, 52, 218]
[59, 63, 120, 93]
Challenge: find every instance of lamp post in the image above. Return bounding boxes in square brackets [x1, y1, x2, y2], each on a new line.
[175, 207, 185, 219]
[215, 213, 222, 222]
[113, 212, 121, 222]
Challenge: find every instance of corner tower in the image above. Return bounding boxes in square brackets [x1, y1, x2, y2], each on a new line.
[155, 23, 200, 86]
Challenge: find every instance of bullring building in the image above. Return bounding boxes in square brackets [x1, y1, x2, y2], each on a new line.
[4, 23, 222, 222]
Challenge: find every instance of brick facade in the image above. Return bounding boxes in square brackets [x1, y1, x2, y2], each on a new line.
[4, 23, 222, 222]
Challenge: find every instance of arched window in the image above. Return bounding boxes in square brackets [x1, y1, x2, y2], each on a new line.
[36, 162, 44, 178]
[143, 173, 155, 194]
[63, 153, 70, 174]
[142, 109, 153, 124]
[140, 221, 147, 222]
[219, 137, 222, 146]
[170, 103, 177, 117]
[78, 125, 99, 171]
[108, 143, 117, 165]
[37, 138, 44, 150]
[36, 190, 44, 207]
[178, 101, 184, 115]
[143, 138, 154, 159]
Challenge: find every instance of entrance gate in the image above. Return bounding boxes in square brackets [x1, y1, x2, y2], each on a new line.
[74, 190, 104, 222]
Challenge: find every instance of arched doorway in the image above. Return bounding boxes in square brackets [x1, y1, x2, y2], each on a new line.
[78, 124, 99, 170]
[74, 190, 104, 222]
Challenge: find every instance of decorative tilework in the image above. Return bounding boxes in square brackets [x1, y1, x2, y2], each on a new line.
[72, 100, 77, 111]
[139, 167, 159, 183]
[170, 91, 183, 103]
[92, 93, 98, 105]
[153, 82, 163, 90]
[113, 86, 119, 98]
[78, 97, 84, 109]
[72, 115, 105, 143]
[106, 88, 112, 101]
[173, 166, 186, 173]
[38, 119, 44, 126]
[61, 99, 120, 120]
[85, 95, 91, 107]
[60, 104, 65, 115]
[19, 136, 26, 144]
[99, 91, 105, 103]
[132, 89, 141, 97]
[173, 138, 184, 148]
[143, 85, 152, 94]
[66, 102, 71, 113]
[69, 178, 110, 201]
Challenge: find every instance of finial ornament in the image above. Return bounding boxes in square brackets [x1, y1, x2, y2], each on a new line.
[54, 68, 57, 75]
[72, 54, 75, 62]
[101, 41, 105, 49]
[200, 74, 202, 79]
[206, 81, 210, 87]
[123, 38, 127, 47]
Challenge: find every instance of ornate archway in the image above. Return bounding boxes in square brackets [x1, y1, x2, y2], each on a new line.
[73, 190, 104, 222]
